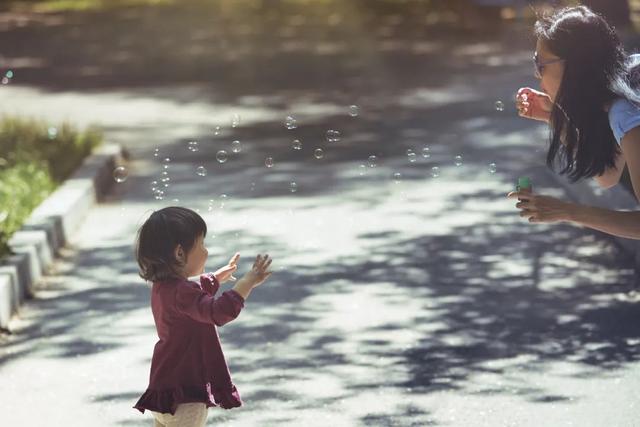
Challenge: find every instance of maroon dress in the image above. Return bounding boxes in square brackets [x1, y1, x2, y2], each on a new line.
[134, 273, 245, 415]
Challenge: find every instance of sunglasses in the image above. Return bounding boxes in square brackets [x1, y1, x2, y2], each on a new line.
[533, 52, 564, 79]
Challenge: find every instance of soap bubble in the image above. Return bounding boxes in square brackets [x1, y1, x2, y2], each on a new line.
[407, 149, 417, 163]
[359, 164, 367, 176]
[154, 189, 165, 200]
[431, 166, 440, 178]
[489, 163, 497, 174]
[214, 126, 221, 136]
[290, 182, 298, 193]
[216, 150, 228, 164]
[454, 155, 463, 167]
[326, 129, 341, 143]
[291, 139, 302, 150]
[231, 140, 242, 153]
[48, 127, 58, 139]
[1, 77, 8, 85]
[153, 148, 160, 157]
[219, 194, 228, 208]
[231, 114, 241, 128]
[163, 157, 171, 164]
[5, 70, 13, 79]
[368, 155, 378, 168]
[348, 105, 360, 117]
[393, 172, 402, 183]
[314, 148, 324, 159]
[113, 166, 128, 183]
[188, 141, 199, 152]
[422, 146, 431, 158]
[265, 157, 274, 168]
[495, 100, 505, 112]
[196, 166, 207, 177]
[284, 115, 298, 130]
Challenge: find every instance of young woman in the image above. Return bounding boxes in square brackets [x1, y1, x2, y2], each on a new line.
[511, 5, 640, 239]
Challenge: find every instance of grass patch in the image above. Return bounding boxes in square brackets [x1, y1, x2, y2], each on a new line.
[0, 116, 102, 258]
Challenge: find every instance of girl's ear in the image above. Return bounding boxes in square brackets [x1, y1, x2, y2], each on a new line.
[174, 245, 185, 263]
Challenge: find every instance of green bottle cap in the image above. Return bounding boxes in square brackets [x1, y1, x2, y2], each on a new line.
[517, 176, 532, 190]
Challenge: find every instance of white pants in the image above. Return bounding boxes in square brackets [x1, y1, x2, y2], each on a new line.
[151, 403, 208, 427]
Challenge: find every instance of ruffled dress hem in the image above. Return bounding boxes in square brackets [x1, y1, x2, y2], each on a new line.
[134, 383, 242, 415]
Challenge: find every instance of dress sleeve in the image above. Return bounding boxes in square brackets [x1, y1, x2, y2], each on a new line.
[174, 281, 245, 326]
[609, 99, 640, 146]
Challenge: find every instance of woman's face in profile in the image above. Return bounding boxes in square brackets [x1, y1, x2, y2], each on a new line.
[536, 39, 565, 102]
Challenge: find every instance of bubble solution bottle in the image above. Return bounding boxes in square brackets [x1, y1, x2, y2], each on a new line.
[516, 177, 532, 201]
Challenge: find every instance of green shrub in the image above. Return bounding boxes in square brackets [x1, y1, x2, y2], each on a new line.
[0, 116, 102, 258]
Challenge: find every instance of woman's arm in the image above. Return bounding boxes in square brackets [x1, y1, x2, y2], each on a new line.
[567, 205, 640, 239]
[509, 193, 640, 239]
[593, 149, 626, 189]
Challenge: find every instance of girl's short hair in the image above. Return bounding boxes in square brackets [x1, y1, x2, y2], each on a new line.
[135, 206, 207, 282]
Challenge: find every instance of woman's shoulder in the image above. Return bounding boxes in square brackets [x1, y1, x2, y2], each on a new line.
[608, 98, 640, 144]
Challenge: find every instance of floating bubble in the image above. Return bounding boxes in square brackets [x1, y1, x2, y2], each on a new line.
[291, 139, 302, 150]
[314, 148, 324, 159]
[231, 140, 242, 153]
[454, 155, 463, 167]
[153, 148, 160, 157]
[393, 172, 402, 183]
[284, 115, 298, 130]
[495, 100, 505, 112]
[163, 157, 171, 164]
[250, 182, 256, 191]
[214, 126, 221, 136]
[326, 129, 341, 143]
[196, 166, 207, 177]
[359, 164, 367, 176]
[48, 127, 58, 139]
[265, 157, 274, 168]
[161, 171, 169, 177]
[290, 182, 298, 193]
[216, 150, 228, 163]
[431, 166, 440, 178]
[489, 163, 497, 174]
[154, 189, 165, 200]
[163, 164, 169, 170]
[348, 105, 360, 117]
[231, 114, 241, 128]
[422, 146, 431, 158]
[1, 77, 8, 85]
[220, 194, 228, 208]
[188, 141, 199, 152]
[5, 70, 13, 79]
[368, 155, 378, 168]
[407, 149, 417, 163]
[113, 166, 128, 183]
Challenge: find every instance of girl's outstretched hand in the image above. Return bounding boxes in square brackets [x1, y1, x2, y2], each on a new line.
[233, 254, 273, 300]
[214, 253, 240, 283]
[516, 87, 553, 123]
[240, 254, 273, 288]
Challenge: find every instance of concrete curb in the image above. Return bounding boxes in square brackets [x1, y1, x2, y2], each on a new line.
[0, 143, 125, 331]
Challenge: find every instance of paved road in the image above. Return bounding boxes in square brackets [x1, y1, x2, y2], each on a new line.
[0, 3, 638, 426]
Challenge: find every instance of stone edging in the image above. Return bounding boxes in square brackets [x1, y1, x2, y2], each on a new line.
[0, 144, 125, 331]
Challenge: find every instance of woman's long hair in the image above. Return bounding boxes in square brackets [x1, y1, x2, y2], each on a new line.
[535, 6, 640, 181]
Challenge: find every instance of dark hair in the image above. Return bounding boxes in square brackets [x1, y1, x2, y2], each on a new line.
[535, 6, 640, 181]
[135, 206, 207, 282]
